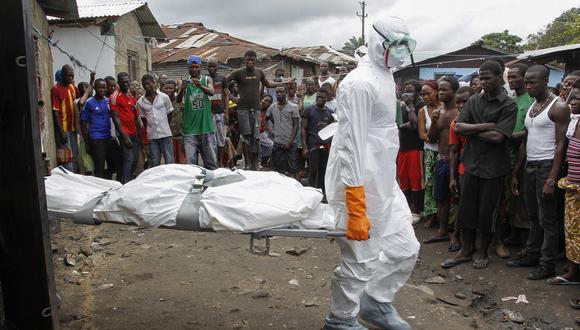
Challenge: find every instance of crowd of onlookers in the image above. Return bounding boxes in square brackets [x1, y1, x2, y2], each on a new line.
[394, 58, 580, 306]
[50, 51, 353, 190]
[51, 52, 580, 295]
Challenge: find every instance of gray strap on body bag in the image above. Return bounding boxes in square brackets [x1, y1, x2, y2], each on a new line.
[175, 167, 246, 231]
[73, 191, 109, 225]
[175, 172, 205, 231]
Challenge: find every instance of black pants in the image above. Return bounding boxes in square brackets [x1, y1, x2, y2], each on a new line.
[308, 147, 329, 193]
[524, 160, 560, 270]
[457, 172, 504, 234]
[89, 138, 122, 180]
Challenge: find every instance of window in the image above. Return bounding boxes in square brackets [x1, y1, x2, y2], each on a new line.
[434, 72, 455, 80]
[127, 50, 140, 81]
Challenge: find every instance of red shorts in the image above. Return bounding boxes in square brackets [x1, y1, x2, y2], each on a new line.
[397, 150, 424, 191]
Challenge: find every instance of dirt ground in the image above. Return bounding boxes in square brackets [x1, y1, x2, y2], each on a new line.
[51, 219, 579, 330]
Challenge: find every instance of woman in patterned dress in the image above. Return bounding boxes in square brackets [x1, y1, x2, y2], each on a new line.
[548, 80, 580, 285]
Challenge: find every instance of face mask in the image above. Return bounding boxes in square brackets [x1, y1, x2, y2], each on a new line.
[373, 25, 416, 68]
[386, 44, 408, 68]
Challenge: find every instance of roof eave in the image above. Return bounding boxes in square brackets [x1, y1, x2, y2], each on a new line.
[39, 0, 79, 19]
[133, 3, 166, 40]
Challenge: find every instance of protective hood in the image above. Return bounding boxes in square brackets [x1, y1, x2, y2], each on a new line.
[367, 16, 414, 69]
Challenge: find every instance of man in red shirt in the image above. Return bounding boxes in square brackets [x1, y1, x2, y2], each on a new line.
[51, 64, 79, 172]
[110, 72, 141, 183]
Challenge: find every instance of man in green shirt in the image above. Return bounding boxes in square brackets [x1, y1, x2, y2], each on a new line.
[510, 64, 534, 136]
[504, 63, 534, 247]
[177, 55, 217, 169]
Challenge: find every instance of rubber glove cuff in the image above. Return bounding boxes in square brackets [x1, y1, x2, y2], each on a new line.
[345, 185, 371, 240]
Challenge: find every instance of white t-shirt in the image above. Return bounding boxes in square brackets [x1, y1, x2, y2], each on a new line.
[319, 76, 336, 88]
[325, 98, 337, 113]
[138, 92, 174, 140]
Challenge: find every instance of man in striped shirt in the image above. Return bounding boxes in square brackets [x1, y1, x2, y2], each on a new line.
[51, 64, 79, 172]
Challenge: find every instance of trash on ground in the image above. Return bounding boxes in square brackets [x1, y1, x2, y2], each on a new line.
[425, 276, 446, 284]
[97, 283, 114, 290]
[286, 246, 310, 256]
[501, 294, 529, 304]
[502, 309, 525, 324]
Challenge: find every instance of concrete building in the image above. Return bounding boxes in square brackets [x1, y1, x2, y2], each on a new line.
[48, 1, 166, 83]
[31, 0, 78, 169]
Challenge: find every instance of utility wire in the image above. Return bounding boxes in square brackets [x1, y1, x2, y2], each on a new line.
[94, 35, 108, 72]
[33, 26, 93, 73]
[72, 19, 130, 61]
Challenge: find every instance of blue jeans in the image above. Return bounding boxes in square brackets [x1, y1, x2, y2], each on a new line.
[184, 133, 217, 170]
[121, 135, 141, 183]
[148, 136, 174, 167]
[62, 131, 79, 173]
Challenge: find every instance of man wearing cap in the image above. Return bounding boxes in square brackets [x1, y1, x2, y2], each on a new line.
[177, 55, 218, 169]
[227, 50, 290, 170]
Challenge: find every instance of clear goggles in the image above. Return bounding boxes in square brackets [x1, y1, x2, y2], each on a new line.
[372, 25, 417, 53]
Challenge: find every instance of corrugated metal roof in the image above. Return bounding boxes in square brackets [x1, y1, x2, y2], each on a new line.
[280, 46, 355, 65]
[49, 1, 166, 39]
[518, 43, 580, 60]
[152, 22, 279, 64]
[76, 1, 146, 18]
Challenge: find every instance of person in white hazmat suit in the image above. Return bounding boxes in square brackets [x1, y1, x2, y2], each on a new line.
[323, 16, 420, 330]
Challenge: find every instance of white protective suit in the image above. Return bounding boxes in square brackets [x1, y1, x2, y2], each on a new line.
[324, 16, 420, 327]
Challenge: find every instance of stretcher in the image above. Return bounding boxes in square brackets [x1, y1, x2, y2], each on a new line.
[45, 165, 346, 255]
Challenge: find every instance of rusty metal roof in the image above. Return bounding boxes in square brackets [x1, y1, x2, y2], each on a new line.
[49, 1, 165, 39]
[152, 22, 279, 64]
[280, 46, 355, 66]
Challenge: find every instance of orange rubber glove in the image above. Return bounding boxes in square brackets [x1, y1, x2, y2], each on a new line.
[345, 185, 371, 240]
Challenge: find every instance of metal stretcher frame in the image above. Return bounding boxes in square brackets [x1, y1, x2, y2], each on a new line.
[47, 209, 346, 256]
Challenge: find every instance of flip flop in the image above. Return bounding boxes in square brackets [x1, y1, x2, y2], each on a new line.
[441, 255, 472, 269]
[423, 236, 451, 244]
[448, 241, 462, 252]
[547, 276, 580, 285]
[572, 298, 580, 309]
[472, 257, 490, 269]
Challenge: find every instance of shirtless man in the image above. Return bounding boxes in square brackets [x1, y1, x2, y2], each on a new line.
[424, 76, 460, 244]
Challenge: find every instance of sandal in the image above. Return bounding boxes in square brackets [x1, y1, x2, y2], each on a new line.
[448, 241, 462, 252]
[472, 257, 490, 269]
[441, 255, 472, 269]
[569, 298, 580, 309]
[423, 236, 450, 244]
[547, 276, 580, 285]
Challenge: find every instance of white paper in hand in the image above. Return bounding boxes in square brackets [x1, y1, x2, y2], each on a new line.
[318, 122, 338, 140]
